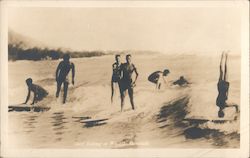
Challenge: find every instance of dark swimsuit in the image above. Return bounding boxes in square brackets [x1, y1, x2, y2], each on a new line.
[112, 63, 122, 83]
[120, 63, 136, 90]
[148, 71, 161, 84]
[57, 61, 74, 83]
[216, 80, 229, 109]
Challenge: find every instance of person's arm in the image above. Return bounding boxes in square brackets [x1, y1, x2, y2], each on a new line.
[162, 74, 167, 84]
[72, 63, 75, 85]
[133, 65, 139, 84]
[183, 78, 189, 84]
[24, 88, 31, 104]
[112, 63, 115, 71]
[120, 64, 124, 80]
[55, 62, 62, 82]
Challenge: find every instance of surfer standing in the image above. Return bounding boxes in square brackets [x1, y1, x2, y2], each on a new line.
[120, 54, 139, 111]
[24, 78, 48, 105]
[216, 52, 238, 117]
[55, 54, 75, 104]
[148, 69, 170, 89]
[111, 54, 122, 103]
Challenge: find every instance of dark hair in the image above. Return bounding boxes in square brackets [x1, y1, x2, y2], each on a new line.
[126, 54, 131, 59]
[218, 109, 225, 118]
[26, 78, 33, 84]
[163, 69, 170, 76]
[63, 54, 70, 60]
[115, 54, 120, 59]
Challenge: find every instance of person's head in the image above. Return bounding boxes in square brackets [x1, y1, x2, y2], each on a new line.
[115, 54, 121, 63]
[26, 78, 33, 87]
[163, 69, 170, 76]
[180, 76, 184, 80]
[218, 109, 225, 118]
[63, 54, 70, 62]
[126, 54, 132, 64]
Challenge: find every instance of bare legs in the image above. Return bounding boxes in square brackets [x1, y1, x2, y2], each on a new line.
[219, 51, 228, 82]
[120, 87, 135, 112]
[63, 81, 68, 104]
[56, 81, 69, 104]
[56, 81, 62, 98]
[219, 52, 224, 81]
[128, 88, 135, 110]
[111, 81, 115, 103]
[224, 53, 228, 81]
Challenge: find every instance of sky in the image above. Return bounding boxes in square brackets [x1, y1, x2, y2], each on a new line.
[8, 7, 241, 54]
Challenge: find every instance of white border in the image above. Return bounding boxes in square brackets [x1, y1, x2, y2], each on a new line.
[1, 1, 249, 158]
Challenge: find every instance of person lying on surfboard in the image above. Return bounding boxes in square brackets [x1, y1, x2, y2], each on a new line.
[148, 69, 170, 90]
[111, 54, 122, 103]
[173, 76, 190, 86]
[216, 52, 239, 118]
[24, 78, 48, 105]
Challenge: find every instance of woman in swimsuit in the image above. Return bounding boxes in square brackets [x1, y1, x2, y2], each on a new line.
[111, 55, 122, 103]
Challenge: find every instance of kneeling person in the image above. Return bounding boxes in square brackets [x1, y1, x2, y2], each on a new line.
[24, 78, 48, 105]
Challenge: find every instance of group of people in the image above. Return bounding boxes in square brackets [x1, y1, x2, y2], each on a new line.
[24, 54, 75, 105]
[111, 54, 138, 111]
[23, 52, 238, 117]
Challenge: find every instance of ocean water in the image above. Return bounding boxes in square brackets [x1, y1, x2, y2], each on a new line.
[8, 54, 240, 148]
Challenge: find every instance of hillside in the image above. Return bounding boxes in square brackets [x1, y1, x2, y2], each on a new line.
[8, 30, 105, 61]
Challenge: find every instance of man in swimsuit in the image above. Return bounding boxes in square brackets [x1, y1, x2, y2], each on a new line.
[216, 52, 238, 118]
[24, 78, 48, 105]
[148, 69, 170, 89]
[120, 54, 139, 111]
[111, 54, 122, 103]
[173, 76, 189, 86]
[55, 54, 75, 104]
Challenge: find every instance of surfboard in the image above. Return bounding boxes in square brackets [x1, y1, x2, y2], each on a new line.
[9, 104, 50, 112]
[80, 118, 109, 127]
[81, 118, 108, 123]
[72, 116, 91, 119]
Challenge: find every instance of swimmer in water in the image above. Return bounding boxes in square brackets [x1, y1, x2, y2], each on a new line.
[24, 78, 48, 105]
[148, 69, 170, 89]
[120, 54, 139, 111]
[173, 76, 189, 86]
[55, 54, 75, 104]
[216, 52, 238, 118]
[111, 54, 122, 103]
